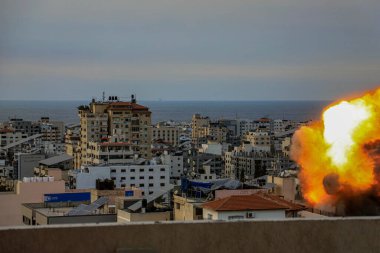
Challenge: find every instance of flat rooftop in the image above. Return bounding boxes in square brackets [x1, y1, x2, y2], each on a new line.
[36, 207, 72, 217]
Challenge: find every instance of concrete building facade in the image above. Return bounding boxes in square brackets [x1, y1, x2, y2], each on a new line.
[78, 96, 152, 167]
[161, 151, 184, 179]
[73, 164, 170, 197]
[152, 123, 181, 146]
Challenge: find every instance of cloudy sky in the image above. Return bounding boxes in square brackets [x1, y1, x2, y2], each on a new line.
[0, 0, 379, 100]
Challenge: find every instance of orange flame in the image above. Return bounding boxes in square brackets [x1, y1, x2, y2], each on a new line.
[291, 88, 380, 206]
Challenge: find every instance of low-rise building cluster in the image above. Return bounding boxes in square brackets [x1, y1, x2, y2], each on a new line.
[0, 94, 322, 227]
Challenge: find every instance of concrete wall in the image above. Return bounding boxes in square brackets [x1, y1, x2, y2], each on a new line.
[0, 218, 379, 253]
[47, 214, 116, 225]
[117, 210, 171, 223]
[76, 167, 111, 189]
[17, 153, 46, 179]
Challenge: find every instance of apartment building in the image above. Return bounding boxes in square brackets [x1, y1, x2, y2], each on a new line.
[152, 122, 181, 146]
[5, 118, 32, 136]
[191, 114, 210, 146]
[244, 130, 271, 152]
[160, 151, 184, 179]
[191, 114, 232, 146]
[73, 163, 170, 197]
[77, 96, 152, 166]
[65, 124, 81, 169]
[38, 117, 65, 143]
[85, 141, 135, 165]
[224, 148, 290, 181]
[0, 128, 28, 147]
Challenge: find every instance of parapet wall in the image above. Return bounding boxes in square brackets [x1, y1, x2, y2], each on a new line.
[0, 218, 379, 253]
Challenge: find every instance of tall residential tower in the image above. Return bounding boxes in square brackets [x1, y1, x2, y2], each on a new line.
[77, 95, 152, 167]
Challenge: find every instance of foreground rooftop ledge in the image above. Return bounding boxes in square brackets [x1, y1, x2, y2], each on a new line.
[1, 218, 379, 253]
[1, 216, 380, 230]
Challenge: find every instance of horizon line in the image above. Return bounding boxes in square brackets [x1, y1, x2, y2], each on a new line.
[0, 99, 332, 102]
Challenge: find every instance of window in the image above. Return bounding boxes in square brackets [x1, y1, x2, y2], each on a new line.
[149, 191, 153, 195]
[130, 176, 135, 180]
[121, 184, 126, 187]
[111, 177, 116, 180]
[130, 184, 135, 187]
[111, 169, 116, 173]
[130, 169, 135, 172]
[121, 177, 126, 180]
[139, 183, 144, 187]
[195, 208, 203, 216]
[121, 169, 126, 173]
[246, 212, 255, 219]
[160, 176, 165, 179]
[139, 168, 144, 172]
[139, 176, 144, 180]
[149, 176, 153, 180]
[160, 183, 165, 187]
[149, 183, 154, 187]
[175, 203, 180, 210]
[160, 168, 165, 172]
[207, 214, 213, 220]
[149, 168, 154, 172]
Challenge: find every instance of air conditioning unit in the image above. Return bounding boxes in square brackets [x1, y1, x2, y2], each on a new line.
[246, 212, 255, 219]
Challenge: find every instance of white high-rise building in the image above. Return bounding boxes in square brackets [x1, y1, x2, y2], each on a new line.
[73, 163, 170, 197]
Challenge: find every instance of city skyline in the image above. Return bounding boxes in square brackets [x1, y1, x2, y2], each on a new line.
[1, 0, 380, 101]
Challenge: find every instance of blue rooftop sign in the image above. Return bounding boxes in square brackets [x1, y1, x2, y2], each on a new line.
[125, 190, 134, 197]
[44, 192, 91, 203]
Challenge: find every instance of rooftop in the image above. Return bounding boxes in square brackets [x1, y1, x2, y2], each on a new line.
[109, 102, 149, 111]
[39, 154, 73, 166]
[202, 194, 292, 212]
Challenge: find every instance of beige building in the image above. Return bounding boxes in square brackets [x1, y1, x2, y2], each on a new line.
[191, 114, 230, 146]
[0, 178, 65, 226]
[117, 209, 171, 223]
[206, 123, 229, 143]
[65, 125, 81, 168]
[152, 123, 181, 146]
[191, 114, 210, 146]
[244, 130, 271, 152]
[77, 96, 152, 167]
[173, 195, 204, 221]
[85, 141, 135, 165]
[281, 137, 291, 157]
[267, 175, 300, 202]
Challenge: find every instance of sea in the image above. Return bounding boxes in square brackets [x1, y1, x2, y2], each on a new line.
[0, 100, 331, 125]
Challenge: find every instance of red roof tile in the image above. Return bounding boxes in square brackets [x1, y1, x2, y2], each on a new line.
[0, 128, 15, 133]
[202, 194, 296, 212]
[256, 193, 305, 212]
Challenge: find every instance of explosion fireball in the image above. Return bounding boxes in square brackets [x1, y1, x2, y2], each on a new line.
[291, 88, 380, 210]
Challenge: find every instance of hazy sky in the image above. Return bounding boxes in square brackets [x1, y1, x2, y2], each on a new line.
[1, 0, 379, 101]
